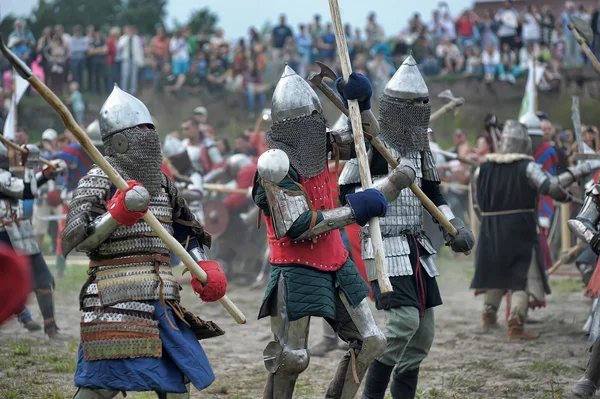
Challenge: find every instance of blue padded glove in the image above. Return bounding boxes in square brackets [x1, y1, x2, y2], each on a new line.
[335, 72, 373, 112]
[345, 188, 387, 226]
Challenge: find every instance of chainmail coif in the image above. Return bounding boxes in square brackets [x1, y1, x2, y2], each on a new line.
[267, 113, 328, 178]
[104, 127, 164, 196]
[379, 94, 431, 155]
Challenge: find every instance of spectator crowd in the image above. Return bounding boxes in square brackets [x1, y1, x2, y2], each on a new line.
[0, 0, 598, 124]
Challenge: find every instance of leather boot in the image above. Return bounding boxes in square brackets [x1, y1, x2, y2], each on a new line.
[573, 342, 600, 398]
[18, 309, 42, 332]
[389, 368, 419, 399]
[507, 317, 539, 340]
[35, 287, 59, 339]
[482, 308, 499, 329]
[311, 336, 341, 357]
[362, 360, 394, 399]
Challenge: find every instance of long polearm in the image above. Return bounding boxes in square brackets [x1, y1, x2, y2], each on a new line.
[0, 134, 56, 168]
[0, 34, 246, 324]
[328, 0, 392, 294]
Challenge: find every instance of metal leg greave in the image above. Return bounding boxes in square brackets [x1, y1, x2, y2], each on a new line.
[325, 296, 386, 399]
[263, 275, 311, 399]
[73, 388, 121, 399]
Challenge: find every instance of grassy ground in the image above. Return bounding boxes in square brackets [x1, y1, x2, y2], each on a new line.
[0, 255, 593, 398]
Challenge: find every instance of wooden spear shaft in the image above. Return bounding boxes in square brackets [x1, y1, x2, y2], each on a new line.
[0, 134, 55, 168]
[0, 35, 246, 324]
[328, 0, 392, 293]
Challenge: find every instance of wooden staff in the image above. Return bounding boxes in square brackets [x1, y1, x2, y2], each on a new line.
[204, 183, 248, 195]
[328, 0, 392, 293]
[162, 156, 192, 183]
[548, 244, 586, 275]
[0, 134, 55, 168]
[0, 34, 246, 324]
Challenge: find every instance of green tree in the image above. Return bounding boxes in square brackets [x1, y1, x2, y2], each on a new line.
[117, 0, 166, 36]
[0, 14, 19, 40]
[186, 8, 218, 34]
[27, 0, 122, 37]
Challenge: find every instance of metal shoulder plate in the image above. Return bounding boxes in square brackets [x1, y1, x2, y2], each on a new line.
[62, 166, 112, 255]
[263, 180, 310, 240]
[525, 161, 549, 191]
[0, 170, 24, 199]
[422, 149, 440, 182]
[338, 158, 361, 186]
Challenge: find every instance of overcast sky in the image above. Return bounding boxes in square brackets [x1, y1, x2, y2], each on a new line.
[3, 0, 474, 39]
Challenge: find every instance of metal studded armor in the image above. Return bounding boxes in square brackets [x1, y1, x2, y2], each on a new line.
[339, 140, 440, 280]
[0, 143, 41, 255]
[63, 87, 215, 362]
[267, 65, 328, 179]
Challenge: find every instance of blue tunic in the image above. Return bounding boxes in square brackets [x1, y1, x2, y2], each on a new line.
[74, 301, 214, 393]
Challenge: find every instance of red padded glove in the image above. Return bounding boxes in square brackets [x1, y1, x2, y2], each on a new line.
[0, 244, 32, 326]
[107, 181, 148, 226]
[191, 261, 227, 302]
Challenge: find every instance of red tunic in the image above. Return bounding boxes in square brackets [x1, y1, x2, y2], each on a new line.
[265, 169, 348, 271]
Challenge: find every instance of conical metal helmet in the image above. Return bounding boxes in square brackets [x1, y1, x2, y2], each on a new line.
[499, 120, 532, 155]
[99, 85, 154, 138]
[271, 65, 322, 123]
[86, 119, 102, 147]
[518, 110, 543, 136]
[384, 55, 429, 100]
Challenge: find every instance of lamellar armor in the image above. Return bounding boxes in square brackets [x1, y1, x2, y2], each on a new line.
[339, 55, 447, 281]
[63, 86, 213, 361]
[0, 143, 43, 254]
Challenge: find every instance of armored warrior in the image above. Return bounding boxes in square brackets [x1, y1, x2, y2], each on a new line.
[62, 86, 227, 398]
[252, 65, 418, 399]
[0, 141, 66, 337]
[568, 184, 600, 398]
[181, 118, 225, 183]
[472, 120, 592, 340]
[337, 56, 475, 399]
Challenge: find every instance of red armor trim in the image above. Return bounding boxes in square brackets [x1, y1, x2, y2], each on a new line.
[265, 169, 348, 271]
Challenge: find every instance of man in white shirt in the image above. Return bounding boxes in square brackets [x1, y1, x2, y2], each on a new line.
[169, 29, 190, 75]
[117, 25, 144, 94]
[495, 1, 520, 49]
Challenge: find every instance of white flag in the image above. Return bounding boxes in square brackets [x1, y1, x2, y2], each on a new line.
[518, 59, 546, 119]
[3, 74, 30, 140]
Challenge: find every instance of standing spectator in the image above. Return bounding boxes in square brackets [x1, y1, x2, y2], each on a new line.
[593, 4, 600, 58]
[428, 10, 445, 46]
[7, 19, 36, 64]
[495, 0, 520, 49]
[245, 58, 266, 119]
[482, 42, 502, 81]
[184, 25, 197, 57]
[152, 27, 170, 92]
[365, 12, 385, 48]
[271, 15, 293, 63]
[366, 48, 393, 98]
[319, 23, 337, 63]
[118, 25, 144, 94]
[296, 24, 312, 78]
[436, 35, 464, 74]
[69, 25, 88, 90]
[249, 27, 262, 48]
[414, 35, 439, 76]
[477, 10, 499, 50]
[282, 36, 298, 71]
[54, 24, 71, 49]
[456, 10, 478, 51]
[85, 25, 95, 91]
[440, 4, 457, 41]
[521, 5, 541, 46]
[463, 44, 483, 78]
[67, 82, 85, 124]
[87, 30, 108, 95]
[561, 1, 582, 66]
[354, 28, 366, 55]
[44, 35, 68, 94]
[345, 24, 356, 61]
[37, 27, 53, 82]
[540, 6, 556, 46]
[106, 27, 121, 91]
[310, 14, 324, 39]
[169, 29, 191, 76]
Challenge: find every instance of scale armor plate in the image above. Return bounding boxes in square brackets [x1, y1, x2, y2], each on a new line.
[264, 181, 310, 240]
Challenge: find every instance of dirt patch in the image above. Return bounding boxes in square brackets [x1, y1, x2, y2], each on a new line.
[0, 254, 592, 398]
